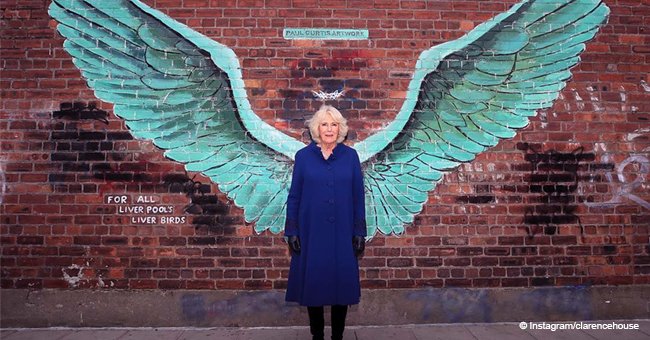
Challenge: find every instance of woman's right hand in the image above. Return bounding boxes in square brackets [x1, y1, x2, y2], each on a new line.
[288, 235, 301, 255]
[353, 236, 365, 257]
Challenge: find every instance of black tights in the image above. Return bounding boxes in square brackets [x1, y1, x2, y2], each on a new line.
[307, 305, 348, 340]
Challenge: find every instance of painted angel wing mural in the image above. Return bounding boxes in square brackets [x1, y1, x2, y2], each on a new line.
[48, 0, 305, 233]
[49, 0, 609, 238]
[355, 0, 609, 236]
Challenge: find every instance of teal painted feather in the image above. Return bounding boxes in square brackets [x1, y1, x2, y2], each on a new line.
[49, 0, 609, 237]
[49, 0, 304, 234]
[355, 0, 609, 235]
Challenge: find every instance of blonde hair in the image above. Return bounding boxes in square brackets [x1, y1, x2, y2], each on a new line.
[307, 105, 349, 144]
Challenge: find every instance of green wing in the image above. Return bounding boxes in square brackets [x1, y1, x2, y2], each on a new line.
[49, 0, 306, 233]
[354, 0, 609, 237]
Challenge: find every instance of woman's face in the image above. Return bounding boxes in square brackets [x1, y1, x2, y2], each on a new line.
[318, 114, 339, 145]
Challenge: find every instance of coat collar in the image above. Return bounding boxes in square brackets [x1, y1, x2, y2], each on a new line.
[309, 141, 342, 160]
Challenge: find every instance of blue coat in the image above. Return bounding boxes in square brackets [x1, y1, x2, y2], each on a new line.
[285, 142, 366, 306]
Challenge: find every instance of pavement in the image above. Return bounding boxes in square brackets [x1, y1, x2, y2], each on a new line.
[2, 320, 650, 340]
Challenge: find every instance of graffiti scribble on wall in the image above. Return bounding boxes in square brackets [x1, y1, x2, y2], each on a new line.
[583, 128, 650, 210]
[518, 143, 595, 237]
[52, 101, 109, 123]
[48, 0, 610, 237]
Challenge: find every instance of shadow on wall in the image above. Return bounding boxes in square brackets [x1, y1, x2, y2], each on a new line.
[406, 288, 492, 323]
[405, 285, 592, 323]
[181, 291, 298, 326]
[519, 285, 592, 320]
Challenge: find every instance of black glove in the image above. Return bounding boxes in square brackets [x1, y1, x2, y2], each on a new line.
[288, 235, 301, 255]
[353, 236, 365, 257]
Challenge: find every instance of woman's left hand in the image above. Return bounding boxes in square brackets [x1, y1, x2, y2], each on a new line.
[288, 235, 301, 255]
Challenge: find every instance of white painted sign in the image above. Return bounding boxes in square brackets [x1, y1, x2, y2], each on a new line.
[105, 194, 187, 225]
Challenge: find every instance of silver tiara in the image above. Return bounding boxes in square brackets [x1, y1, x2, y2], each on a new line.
[312, 90, 345, 100]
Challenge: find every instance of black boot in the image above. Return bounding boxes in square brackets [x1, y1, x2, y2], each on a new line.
[308, 306, 325, 340]
[331, 305, 348, 340]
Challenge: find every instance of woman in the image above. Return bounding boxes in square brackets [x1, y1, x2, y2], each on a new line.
[284, 105, 366, 340]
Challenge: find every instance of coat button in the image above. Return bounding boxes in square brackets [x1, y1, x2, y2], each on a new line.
[328, 216, 335, 222]
[328, 199, 334, 204]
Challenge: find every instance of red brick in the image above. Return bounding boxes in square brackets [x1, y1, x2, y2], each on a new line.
[187, 280, 215, 289]
[216, 280, 244, 289]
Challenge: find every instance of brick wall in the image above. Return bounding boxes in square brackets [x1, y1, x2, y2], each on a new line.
[1, 0, 649, 292]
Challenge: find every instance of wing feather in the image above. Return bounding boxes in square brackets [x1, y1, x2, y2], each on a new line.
[49, 0, 305, 233]
[355, 0, 609, 237]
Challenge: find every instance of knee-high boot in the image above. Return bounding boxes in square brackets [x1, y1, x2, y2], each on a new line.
[331, 305, 348, 340]
[307, 306, 325, 340]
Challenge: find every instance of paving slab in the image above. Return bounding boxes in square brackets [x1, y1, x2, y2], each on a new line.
[120, 328, 183, 340]
[465, 324, 536, 340]
[411, 324, 477, 340]
[636, 320, 650, 336]
[1, 330, 17, 338]
[355, 326, 418, 340]
[60, 330, 129, 340]
[60, 329, 128, 340]
[3, 329, 73, 340]
[178, 327, 301, 340]
[524, 329, 595, 340]
[233, 328, 301, 340]
[176, 328, 248, 340]
[581, 328, 650, 340]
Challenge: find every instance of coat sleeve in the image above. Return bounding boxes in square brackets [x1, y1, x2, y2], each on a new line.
[284, 151, 303, 237]
[352, 150, 366, 237]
